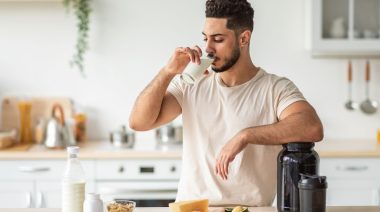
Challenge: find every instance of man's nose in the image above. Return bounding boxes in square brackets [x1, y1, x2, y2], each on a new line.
[205, 43, 215, 57]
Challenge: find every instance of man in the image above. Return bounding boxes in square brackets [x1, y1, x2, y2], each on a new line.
[129, 0, 323, 207]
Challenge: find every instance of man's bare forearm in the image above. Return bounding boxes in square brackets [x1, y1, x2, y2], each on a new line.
[240, 111, 323, 145]
[129, 68, 176, 130]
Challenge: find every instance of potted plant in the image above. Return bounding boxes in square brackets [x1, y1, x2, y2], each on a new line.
[64, 0, 92, 77]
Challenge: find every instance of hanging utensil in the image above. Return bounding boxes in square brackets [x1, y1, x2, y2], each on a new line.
[360, 60, 378, 114]
[344, 60, 358, 111]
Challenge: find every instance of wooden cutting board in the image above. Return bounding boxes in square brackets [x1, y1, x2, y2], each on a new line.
[1, 97, 74, 140]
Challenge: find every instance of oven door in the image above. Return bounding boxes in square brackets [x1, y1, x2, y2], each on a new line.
[97, 181, 178, 207]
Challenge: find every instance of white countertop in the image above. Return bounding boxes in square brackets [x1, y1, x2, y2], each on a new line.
[1, 140, 380, 160]
[1, 206, 380, 212]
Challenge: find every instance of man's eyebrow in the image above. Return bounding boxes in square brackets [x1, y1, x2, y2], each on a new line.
[202, 32, 224, 37]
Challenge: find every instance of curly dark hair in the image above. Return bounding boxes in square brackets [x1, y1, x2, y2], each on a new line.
[205, 0, 254, 33]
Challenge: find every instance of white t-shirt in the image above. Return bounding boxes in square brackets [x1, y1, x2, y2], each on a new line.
[167, 68, 306, 206]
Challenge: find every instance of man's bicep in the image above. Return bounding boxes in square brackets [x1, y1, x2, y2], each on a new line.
[152, 92, 182, 128]
[279, 101, 317, 121]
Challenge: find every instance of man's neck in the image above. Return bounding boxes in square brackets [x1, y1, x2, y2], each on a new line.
[219, 56, 258, 87]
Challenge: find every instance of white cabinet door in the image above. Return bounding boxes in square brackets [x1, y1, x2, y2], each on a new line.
[0, 181, 34, 208]
[327, 179, 380, 206]
[35, 181, 61, 208]
[35, 180, 96, 208]
[306, 0, 380, 56]
[0, 159, 96, 208]
[321, 158, 380, 206]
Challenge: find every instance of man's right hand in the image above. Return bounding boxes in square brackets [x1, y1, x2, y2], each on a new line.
[163, 45, 203, 75]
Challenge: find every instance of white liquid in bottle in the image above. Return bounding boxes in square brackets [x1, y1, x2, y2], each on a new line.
[62, 182, 85, 212]
[62, 146, 86, 212]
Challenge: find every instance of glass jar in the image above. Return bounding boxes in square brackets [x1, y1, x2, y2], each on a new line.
[18, 100, 33, 144]
[277, 142, 319, 212]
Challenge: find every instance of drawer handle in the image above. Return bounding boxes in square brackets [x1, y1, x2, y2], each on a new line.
[18, 166, 51, 173]
[337, 165, 368, 172]
[25, 192, 32, 208]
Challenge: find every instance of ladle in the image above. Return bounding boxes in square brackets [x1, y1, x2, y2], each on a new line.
[344, 60, 358, 110]
[360, 60, 378, 114]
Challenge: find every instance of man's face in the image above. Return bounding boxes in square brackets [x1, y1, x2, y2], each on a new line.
[203, 18, 241, 73]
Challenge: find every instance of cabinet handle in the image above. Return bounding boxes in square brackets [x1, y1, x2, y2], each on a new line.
[36, 191, 44, 208]
[336, 165, 368, 172]
[25, 192, 32, 208]
[18, 166, 51, 173]
[102, 188, 177, 194]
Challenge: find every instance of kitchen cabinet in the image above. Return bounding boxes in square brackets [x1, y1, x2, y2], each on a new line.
[96, 159, 181, 207]
[0, 160, 95, 208]
[320, 158, 380, 206]
[0, 181, 33, 208]
[306, 0, 380, 56]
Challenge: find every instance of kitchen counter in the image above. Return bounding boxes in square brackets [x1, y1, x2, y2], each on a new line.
[315, 140, 380, 157]
[0, 141, 182, 160]
[1, 207, 380, 212]
[1, 140, 380, 159]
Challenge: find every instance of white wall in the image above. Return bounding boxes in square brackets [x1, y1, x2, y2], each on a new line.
[0, 0, 379, 141]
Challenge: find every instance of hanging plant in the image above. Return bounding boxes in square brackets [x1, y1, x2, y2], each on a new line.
[64, 0, 92, 77]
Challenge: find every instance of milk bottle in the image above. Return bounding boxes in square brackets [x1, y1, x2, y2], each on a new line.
[62, 146, 86, 212]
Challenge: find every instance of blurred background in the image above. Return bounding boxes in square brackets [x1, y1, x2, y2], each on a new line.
[0, 0, 379, 141]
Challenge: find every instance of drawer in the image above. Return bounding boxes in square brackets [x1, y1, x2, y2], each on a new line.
[320, 158, 380, 179]
[0, 160, 95, 180]
[96, 159, 181, 180]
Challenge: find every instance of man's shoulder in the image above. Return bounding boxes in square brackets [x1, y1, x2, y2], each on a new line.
[257, 68, 291, 85]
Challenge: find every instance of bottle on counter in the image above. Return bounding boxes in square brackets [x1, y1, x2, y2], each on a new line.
[62, 146, 86, 212]
[18, 100, 33, 144]
[277, 142, 319, 212]
[83, 193, 103, 212]
[34, 118, 45, 144]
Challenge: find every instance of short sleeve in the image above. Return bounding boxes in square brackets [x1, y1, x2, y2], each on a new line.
[273, 78, 306, 119]
[167, 75, 184, 108]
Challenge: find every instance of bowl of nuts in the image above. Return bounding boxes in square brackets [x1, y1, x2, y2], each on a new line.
[105, 200, 136, 212]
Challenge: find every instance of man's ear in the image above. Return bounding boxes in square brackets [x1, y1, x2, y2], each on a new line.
[239, 30, 251, 47]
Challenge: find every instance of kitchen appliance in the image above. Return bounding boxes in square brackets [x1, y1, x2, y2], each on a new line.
[155, 124, 182, 146]
[298, 174, 328, 212]
[109, 125, 135, 148]
[96, 159, 181, 207]
[277, 142, 319, 212]
[44, 104, 76, 149]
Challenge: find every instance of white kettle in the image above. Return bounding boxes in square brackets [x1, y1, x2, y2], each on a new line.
[44, 104, 76, 149]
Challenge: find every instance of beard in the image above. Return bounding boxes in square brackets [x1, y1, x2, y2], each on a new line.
[211, 44, 241, 73]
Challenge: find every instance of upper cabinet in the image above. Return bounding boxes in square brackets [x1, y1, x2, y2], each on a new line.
[306, 0, 380, 57]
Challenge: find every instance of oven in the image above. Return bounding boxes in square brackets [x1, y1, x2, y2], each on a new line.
[95, 159, 181, 207]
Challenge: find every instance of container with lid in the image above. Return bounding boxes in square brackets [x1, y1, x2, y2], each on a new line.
[277, 142, 319, 212]
[298, 174, 327, 212]
[83, 193, 103, 212]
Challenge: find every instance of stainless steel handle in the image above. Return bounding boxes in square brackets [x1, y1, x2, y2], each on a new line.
[18, 166, 51, 173]
[25, 192, 32, 208]
[36, 191, 44, 208]
[336, 165, 368, 172]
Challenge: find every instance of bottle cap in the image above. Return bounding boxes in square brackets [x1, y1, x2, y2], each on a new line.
[67, 146, 80, 154]
[86, 193, 101, 200]
[285, 142, 315, 151]
[298, 174, 328, 189]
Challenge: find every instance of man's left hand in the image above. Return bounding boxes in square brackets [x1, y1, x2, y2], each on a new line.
[215, 131, 248, 180]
